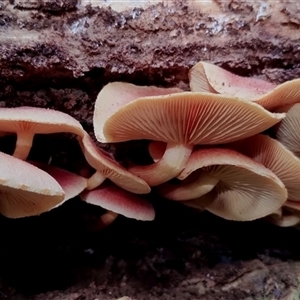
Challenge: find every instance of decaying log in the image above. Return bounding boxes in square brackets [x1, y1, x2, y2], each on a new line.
[1, 0, 300, 83]
[1, 0, 300, 127]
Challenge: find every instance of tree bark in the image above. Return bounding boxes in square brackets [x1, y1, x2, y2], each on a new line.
[1, 1, 300, 300]
[1, 0, 300, 82]
[1, 0, 300, 126]
[1, 0, 300, 123]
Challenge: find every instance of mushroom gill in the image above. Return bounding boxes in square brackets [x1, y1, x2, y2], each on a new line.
[180, 148, 287, 221]
[227, 134, 300, 201]
[78, 133, 150, 194]
[94, 82, 285, 186]
[275, 103, 300, 158]
[0, 151, 65, 218]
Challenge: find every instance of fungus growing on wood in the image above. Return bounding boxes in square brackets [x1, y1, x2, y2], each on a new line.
[94, 82, 285, 186]
[0, 152, 64, 218]
[97, 211, 119, 230]
[79, 133, 150, 194]
[266, 208, 300, 227]
[181, 148, 287, 221]
[280, 201, 300, 228]
[83, 210, 120, 232]
[275, 103, 300, 158]
[0, 107, 85, 160]
[80, 182, 155, 221]
[284, 200, 300, 211]
[149, 141, 218, 200]
[189, 61, 300, 110]
[32, 162, 88, 204]
[156, 169, 218, 201]
[228, 134, 300, 201]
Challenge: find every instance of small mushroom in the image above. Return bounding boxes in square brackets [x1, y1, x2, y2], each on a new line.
[98, 211, 119, 228]
[80, 182, 155, 221]
[228, 134, 300, 201]
[0, 151, 64, 218]
[0, 107, 84, 160]
[182, 148, 287, 221]
[79, 133, 150, 194]
[85, 211, 119, 232]
[265, 207, 300, 227]
[189, 61, 300, 110]
[275, 103, 300, 157]
[94, 82, 284, 186]
[32, 162, 88, 205]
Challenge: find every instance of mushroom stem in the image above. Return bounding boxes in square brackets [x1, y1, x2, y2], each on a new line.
[13, 131, 35, 160]
[99, 211, 119, 229]
[129, 143, 193, 186]
[87, 171, 106, 190]
[84, 211, 119, 232]
[156, 170, 219, 201]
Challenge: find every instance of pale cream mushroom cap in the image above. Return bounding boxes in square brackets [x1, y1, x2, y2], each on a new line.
[103, 91, 284, 144]
[189, 61, 300, 110]
[228, 134, 300, 201]
[32, 162, 88, 205]
[266, 207, 300, 227]
[189, 61, 275, 98]
[94, 81, 284, 186]
[182, 148, 287, 221]
[79, 133, 151, 194]
[0, 106, 84, 135]
[93, 82, 182, 185]
[93, 82, 182, 143]
[0, 107, 85, 160]
[0, 152, 64, 218]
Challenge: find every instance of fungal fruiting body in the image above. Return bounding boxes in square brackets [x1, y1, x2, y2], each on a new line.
[1, 60, 300, 228]
[180, 148, 287, 221]
[0, 107, 84, 160]
[189, 61, 300, 110]
[93, 82, 284, 186]
[0, 151, 65, 218]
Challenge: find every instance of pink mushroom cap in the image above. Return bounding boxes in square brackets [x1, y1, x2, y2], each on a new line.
[80, 183, 155, 221]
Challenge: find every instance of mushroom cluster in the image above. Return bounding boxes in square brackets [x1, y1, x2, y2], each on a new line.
[2, 61, 300, 229]
[92, 61, 300, 227]
[0, 107, 154, 226]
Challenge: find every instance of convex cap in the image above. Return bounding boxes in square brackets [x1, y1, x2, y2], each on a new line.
[0, 152, 65, 218]
[189, 61, 300, 110]
[93, 82, 284, 185]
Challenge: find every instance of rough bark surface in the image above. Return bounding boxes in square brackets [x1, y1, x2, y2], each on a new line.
[1, 0, 300, 127]
[1, 1, 300, 300]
